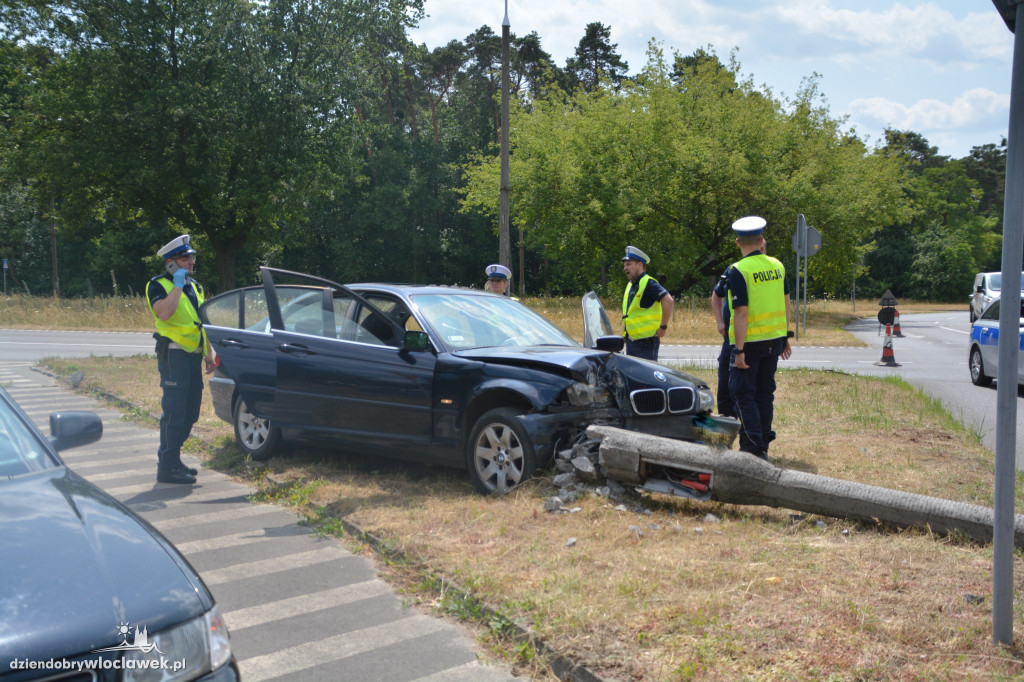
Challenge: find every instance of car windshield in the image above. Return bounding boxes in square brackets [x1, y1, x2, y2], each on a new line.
[0, 395, 57, 477]
[412, 293, 580, 351]
[985, 273, 1024, 293]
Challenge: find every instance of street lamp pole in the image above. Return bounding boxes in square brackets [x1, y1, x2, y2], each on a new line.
[499, 1, 512, 272]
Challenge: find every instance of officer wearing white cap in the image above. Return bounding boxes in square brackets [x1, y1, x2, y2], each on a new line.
[711, 236, 766, 418]
[147, 235, 214, 484]
[724, 216, 793, 460]
[484, 263, 513, 297]
[621, 245, 674, 361]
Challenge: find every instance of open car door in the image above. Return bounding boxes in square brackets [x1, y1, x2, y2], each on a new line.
[582, 291, 624, 352]
[255, 268, 436, 449]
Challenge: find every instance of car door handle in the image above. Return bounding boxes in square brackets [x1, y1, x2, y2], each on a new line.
[278, 343, 315, 355]
[216, 339, 249, 349]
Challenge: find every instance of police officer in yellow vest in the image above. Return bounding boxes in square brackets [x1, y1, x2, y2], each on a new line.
[621, 246, 674, 361]
[147, 235, 215, 484]
[726, 217, 793, 461]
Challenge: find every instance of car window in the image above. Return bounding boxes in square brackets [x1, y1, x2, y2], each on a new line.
[981, 300, 1000, 321]
[0, 398, 57, 477]
[202, 287, 272, 332]
[412, 293, 578, 351]
[355, 295, 408, 347]
[275, 287, 363, 340]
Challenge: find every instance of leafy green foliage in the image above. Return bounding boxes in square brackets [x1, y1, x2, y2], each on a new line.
[462, 45, 906, 297]
[0, 11, 1009, 301]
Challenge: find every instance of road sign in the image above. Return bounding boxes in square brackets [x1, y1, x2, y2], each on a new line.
[2, 259, 7, 270]
[792, 214, 806, 254]
[793, 220, 821, 258]
[805, 226, 821, 257]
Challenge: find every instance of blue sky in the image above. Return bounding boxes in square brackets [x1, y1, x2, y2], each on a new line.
[410, 0, 1013, 159]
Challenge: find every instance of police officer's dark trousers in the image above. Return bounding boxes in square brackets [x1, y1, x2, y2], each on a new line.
[157, 347, 204, 472]
[625, 335, 660, 362]
[728, 337, 784, 458]
[716, 337, 736, 417]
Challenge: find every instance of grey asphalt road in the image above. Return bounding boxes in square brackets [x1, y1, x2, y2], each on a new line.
[1, 358, 518, 681]
[0, 328, 154, 361]
[660, 309, 1024, 467]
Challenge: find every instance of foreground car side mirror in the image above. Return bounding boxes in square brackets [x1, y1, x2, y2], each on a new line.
[403, 330, 431, 352]
[49, 411, 103, 451]
[593, 335, 625, 353]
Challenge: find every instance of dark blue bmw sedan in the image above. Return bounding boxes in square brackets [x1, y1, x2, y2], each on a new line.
[200, 267, 738, 494]
[0, 387, 238, 681]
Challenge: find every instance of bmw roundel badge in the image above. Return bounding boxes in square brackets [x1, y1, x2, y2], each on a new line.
[653, 370, 666, 382]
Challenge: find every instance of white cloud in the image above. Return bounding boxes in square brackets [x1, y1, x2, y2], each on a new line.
[772, 1, 1010, 63]
[411, 0, 1013, 157]
[848, 88, 1009, 130]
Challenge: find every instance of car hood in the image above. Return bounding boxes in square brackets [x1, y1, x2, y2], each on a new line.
[453, 345, 610, 375]
[452, 346, 707, 389]
[0, 469, 208, 664]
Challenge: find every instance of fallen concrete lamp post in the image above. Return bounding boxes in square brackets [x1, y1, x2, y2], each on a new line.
[586, 425, 1024, 548]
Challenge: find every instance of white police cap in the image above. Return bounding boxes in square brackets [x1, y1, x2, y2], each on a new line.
[485, 264, 511, 280]
[621, 246, 650, 264]
[157, 235, 196, 259]
[732, 216, 767, 236]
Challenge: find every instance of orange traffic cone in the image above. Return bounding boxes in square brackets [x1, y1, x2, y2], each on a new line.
[892, 309, 904, 337]
[875, 323, 901, 367]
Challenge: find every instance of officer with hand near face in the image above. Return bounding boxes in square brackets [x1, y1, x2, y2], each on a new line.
[147, 235, 215, 485]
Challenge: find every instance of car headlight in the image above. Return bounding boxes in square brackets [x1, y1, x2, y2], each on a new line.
[698, 386, 715, 413]
[123, 607, 232, 682]
[564, 382, 615, 407]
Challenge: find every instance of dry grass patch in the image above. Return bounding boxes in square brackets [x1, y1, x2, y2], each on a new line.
[7, 291, 962, 345]
[38, 332, 1024, 681]
[0, 294, 152, 330]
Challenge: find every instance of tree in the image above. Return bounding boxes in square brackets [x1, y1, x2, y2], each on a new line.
[864, 132, 996, 300]
[7, 0, 424, 291]
[461, 45, 905, 297]
[565, 22, 629, 92]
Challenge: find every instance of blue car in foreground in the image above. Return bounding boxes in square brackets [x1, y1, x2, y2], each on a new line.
[200, 267, 739, 494]
[0, 387, 238, 681]
[968, 297, 1024, 387]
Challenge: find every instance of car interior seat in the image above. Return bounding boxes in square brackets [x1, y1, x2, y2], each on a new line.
[361, 314, 396, 346]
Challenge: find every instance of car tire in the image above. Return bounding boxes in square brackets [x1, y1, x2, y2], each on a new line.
[970, 346, 992, 387]
[467, 408, 537, 495]
[970, 307, 976, 323]
[233, 398, 280, 460]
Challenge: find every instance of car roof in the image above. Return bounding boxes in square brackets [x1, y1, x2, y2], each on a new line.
[349, 283, 498, 297]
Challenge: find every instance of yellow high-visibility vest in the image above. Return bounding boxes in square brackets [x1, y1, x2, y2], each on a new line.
[148, 276, 207, 354]
[621, 274, 662, 340]
[728, 255, 786, 344]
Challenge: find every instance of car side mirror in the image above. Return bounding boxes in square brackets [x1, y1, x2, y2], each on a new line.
[593, 335, 625, 353]
[403, 330, 431, 352]
[49, 411, 103, 451]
